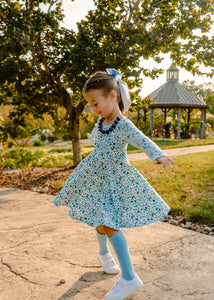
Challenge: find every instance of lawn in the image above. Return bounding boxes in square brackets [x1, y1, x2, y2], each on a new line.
[131, 151, 214, 226]
[24, 138, 214, 168]
[127, 138, 214, 152]
[2, 147, 213, 226]
[29, 137, 214, 154]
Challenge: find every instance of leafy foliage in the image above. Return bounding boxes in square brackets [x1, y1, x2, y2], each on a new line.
[4, 148, 45, 169]
[182, 80, 214, 114]
[0, 0, 214, 164]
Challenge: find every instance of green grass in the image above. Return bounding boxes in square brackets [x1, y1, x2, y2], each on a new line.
[50, 150, 214, 226]
[19, 138, 214, 169]
[28, 145, 74, 153]
[40, 154, 73, 168]
[155, 138, 214, 149]
[131, 151, 214, 226]
[127, 138, 214, 153]
[26, 138, 214, 157]
[20, 145, 94, 168]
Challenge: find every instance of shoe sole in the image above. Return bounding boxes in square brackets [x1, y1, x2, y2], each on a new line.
[105, 280, 143, 300]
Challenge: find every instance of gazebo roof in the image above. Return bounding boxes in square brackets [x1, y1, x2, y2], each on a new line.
[149, 66, 209, 109]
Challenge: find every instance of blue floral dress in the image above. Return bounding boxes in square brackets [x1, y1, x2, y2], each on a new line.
[52, 117, 170, 229]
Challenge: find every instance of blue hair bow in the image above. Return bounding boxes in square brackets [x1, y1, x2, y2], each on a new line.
[106, 68, 131, 112]
[106, 68, 122, 79]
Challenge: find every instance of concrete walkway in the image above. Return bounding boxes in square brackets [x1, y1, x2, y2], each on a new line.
[127, 144, 214, 161]
[0, 188, 214, 300]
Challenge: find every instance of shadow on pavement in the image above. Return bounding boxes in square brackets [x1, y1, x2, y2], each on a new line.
[57, 271, 114, 300]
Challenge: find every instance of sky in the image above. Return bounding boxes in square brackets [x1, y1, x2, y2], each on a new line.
[60, 0, 213, 98]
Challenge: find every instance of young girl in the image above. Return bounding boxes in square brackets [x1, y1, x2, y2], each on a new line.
[53, 69, 175, 300]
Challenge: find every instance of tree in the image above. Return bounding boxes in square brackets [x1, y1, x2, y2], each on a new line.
[182, 80, 214, 114]
[0, 0, 213, 165]
[129, 93, 153, 126]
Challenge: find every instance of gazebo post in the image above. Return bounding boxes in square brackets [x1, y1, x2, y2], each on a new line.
[200, 108, 206, 139]
[187, 108, 192, 124]
[150, 107, 153, 139]
[177, 107, 181, 139]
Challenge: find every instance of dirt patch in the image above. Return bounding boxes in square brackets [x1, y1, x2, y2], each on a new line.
[0, 167, 75, 195]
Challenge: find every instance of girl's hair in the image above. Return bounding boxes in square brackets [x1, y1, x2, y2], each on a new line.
[83, 72, 125, 114]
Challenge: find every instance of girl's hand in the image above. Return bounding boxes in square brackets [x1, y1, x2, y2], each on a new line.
[154, 156, 176, 168]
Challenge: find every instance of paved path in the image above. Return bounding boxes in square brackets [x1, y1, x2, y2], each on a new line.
[127, 144, 214, 161]
[0, 188, 214, 300]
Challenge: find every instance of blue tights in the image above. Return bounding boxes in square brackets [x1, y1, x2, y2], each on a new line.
[96, 227, 135, 280]
[109, 230, 135, 280]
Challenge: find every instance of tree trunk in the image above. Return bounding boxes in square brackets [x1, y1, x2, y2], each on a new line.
[72, 139, 82, 166]
[137, 108, 140, 125]
[68, 99, 87, 167]
[70, 113, 82, 166]
[143, 109, 147, 125]
[62, 90, 87, 167]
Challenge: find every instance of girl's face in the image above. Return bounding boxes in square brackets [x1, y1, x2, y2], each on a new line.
[84, 89, 117, 119]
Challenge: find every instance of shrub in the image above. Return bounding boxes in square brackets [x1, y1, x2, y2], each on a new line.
[47, 136, 57, 142]
[33, 139, 44, 147]
[4, 148, 45, 169]
[3, 158, 17, 169]
[7, 140, 17, 148]
[40, 133, 47, 142]
[180, 123, 191, 139]
[40, 154, 73, 168]
[164, 122, 171, 138]
[206, 117, 214, 128]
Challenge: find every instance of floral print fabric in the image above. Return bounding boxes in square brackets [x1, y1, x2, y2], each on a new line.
[52, 117, 170, 229]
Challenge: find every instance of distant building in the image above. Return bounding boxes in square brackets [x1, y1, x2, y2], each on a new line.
[148, 65, 209, 139]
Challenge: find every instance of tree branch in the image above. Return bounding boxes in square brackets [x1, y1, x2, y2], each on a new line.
[77, 99, 87, 117]
[37, 33, 51, 76]
[30, 0, 34, 10]
[121, 0, 141, 44]
[30, 44, 44, 76]
[128, 0, 132, 11]
[48, 0, 59, 13]
[152, 0, 168, 7]
[0, 12, 13, 25]
[125, 0, 141, 30]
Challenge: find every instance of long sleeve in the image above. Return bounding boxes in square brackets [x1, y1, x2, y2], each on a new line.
[125, 119, 166, 161]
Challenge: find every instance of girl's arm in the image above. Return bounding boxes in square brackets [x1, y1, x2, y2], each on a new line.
[125, 120, 175, 167]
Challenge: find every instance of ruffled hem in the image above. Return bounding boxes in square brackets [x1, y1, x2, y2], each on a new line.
[68, 205, 170, 230]
[52, 152, 170, 229]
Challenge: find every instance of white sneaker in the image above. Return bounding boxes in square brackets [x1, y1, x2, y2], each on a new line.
[105, 273, 143, 300]
[97, 253, 120, 274]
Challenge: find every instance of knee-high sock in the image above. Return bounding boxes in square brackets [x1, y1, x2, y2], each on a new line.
[109, 230, 135, 280]
[96, 227, 109, 255]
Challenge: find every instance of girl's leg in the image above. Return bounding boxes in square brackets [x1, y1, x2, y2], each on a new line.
[108, 229, 135, 280]
[102, 226, 143, 300]
[96, 226, 109, 255]
[96, 225, 120, 275]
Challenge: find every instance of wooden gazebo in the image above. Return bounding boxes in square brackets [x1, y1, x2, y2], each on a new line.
[149, 65, 209, 139]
